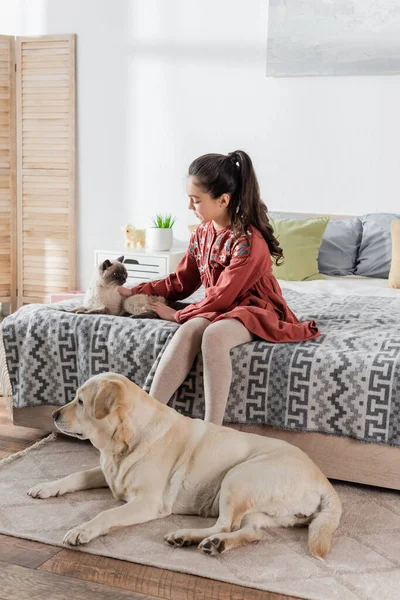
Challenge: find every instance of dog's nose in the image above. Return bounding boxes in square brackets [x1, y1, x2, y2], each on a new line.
[52, 408, 62, 421]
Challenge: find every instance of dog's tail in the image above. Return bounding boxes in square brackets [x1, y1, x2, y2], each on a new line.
[308, 484, 342, 560]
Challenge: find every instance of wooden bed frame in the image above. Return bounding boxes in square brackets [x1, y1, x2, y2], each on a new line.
[12, 405, 400, 490]
[10, 211, 400, 491]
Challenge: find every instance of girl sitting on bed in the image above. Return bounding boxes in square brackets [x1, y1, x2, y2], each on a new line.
[118, 150, 319, 425]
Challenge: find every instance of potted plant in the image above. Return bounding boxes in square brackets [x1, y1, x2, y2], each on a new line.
[146, 213, 177, 251]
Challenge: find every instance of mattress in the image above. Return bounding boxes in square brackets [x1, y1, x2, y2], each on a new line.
[1, 275, 399, 446]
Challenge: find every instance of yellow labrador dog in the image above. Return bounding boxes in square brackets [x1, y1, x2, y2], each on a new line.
[28, 372, 341, 559]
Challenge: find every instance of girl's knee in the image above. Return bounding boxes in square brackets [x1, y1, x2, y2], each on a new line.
[201, 321, 226, 351]
[202, 319, 252, 354]
[177, 318, 210, 347]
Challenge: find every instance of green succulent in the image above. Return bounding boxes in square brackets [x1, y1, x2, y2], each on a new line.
[150, 213, 177, 228]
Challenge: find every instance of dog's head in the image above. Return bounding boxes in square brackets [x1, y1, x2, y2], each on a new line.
[99, 256, 127, 286]
[52, 373, 142, 454]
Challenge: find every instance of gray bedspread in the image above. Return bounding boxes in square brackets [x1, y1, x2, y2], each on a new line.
[1, 289, 399, 446]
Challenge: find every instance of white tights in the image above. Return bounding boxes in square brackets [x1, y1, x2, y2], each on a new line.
[149, 317, 255, 425]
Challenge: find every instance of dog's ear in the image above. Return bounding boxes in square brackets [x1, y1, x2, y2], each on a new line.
[94, 379, 124, 420]
[94, 378, 134, 454]
[101, 259, 112, 272]
[116, 255, 125, 263]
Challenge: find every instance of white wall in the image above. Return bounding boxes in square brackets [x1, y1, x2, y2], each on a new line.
[2, 0, 400, 288]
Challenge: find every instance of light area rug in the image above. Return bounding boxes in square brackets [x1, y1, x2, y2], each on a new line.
[0, 435, 399, 600]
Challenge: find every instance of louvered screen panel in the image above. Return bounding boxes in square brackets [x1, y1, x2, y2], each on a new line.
[0, 36, 16, 311]
[16, 35, 76, 306]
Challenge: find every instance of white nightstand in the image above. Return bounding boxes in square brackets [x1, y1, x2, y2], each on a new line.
[94, 248, 186, 286]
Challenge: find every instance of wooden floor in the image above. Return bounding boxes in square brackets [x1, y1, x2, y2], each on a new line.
[0, 399, 302, 600]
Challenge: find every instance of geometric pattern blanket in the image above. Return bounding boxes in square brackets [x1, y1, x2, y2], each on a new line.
[1, 288, 399, 447]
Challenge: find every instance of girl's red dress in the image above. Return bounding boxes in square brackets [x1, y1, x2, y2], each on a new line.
[130, 222, 320, 343]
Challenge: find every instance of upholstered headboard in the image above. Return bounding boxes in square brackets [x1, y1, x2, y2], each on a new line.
[267, 211, 356, 220]
[188, 213, 356, 232]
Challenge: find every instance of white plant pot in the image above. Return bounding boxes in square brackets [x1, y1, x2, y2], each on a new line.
[145, 227, 173, 251]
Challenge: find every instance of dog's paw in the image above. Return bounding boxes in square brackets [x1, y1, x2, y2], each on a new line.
[163, 531, 195, 548]
[27, 482, 64, 499]
[63, 525, 95, 546]
[198, 536, 226, 556]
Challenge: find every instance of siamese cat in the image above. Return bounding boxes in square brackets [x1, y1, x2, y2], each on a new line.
[71, 256, 167, 317]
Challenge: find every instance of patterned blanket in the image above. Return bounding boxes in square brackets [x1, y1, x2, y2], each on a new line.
[1, 289, 399, 447]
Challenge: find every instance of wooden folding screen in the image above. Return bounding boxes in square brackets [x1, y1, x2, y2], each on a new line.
[16, 34, 76, 306]
[0, 36, 16, 312]
[0, 34, 76, 312]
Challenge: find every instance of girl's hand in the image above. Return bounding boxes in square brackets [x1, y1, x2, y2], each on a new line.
[149, 301, 177, 322]
[117, 286, 132, 297]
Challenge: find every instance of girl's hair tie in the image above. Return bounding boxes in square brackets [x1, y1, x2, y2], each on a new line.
[228, 152, 240, 168]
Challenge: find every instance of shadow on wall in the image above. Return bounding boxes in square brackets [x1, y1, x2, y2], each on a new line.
[39, 0, 266, 288]
[42, 0, 133, 289]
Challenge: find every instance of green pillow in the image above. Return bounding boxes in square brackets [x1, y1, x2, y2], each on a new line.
[270, 216, 330, 281]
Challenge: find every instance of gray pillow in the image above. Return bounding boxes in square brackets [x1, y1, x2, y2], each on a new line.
[355, 213, 400, 279]
[318, 218, 362, 275]
[268, 212, 362, 276]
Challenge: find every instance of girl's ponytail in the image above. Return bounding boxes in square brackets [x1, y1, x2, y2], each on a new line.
[189, 150, 283, 265]
[227, 150, 284, 266]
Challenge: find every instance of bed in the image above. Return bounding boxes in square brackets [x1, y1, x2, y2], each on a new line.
[1, 216, 399, 491]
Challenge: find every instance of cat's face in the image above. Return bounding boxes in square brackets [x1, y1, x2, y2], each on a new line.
[99, 256, 128, 286]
